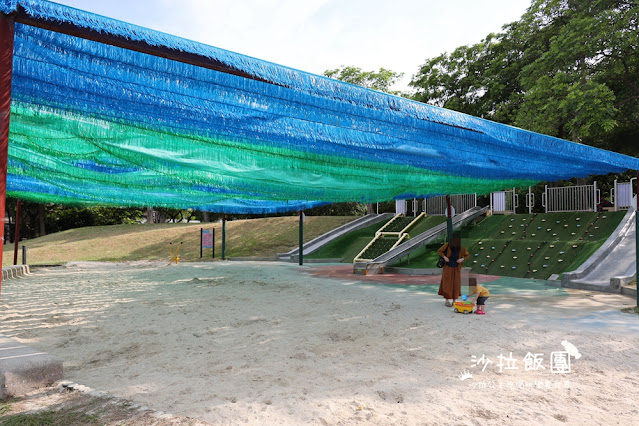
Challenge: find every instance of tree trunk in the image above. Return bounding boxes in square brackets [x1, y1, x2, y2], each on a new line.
[146, 207, 154, 224]
[38, 203, 46, 236]
[202, 211, 210, 222]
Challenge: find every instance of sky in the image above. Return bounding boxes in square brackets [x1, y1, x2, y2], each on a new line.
[51, 0, 532, 91]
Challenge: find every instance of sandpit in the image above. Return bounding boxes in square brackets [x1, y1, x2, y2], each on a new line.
[1, 261, 639, 425]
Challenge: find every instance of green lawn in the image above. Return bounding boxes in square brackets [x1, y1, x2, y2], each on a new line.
[3, 216, 357, 266]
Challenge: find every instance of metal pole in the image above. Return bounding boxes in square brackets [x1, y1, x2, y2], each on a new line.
[212, 228, 215, 259]
[0, 13, 15, 297]
[636, 171, 638, 307]
[446, 195, 453, 242]
[200, 227, 203, 258]
[21, 244, 26, 265]
[222, 214, 226, 260]
[13, 199, 20, 265]
[528, 186, 532, 214]
[544, 185, 548, 214]
[489, 192, 493, 215]
[299, 210, 304, 265]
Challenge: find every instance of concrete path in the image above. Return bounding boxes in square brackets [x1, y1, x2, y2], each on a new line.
[0, 334, 63, 398]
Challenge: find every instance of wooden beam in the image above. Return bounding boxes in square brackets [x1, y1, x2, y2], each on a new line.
[0, 13, 15, 298]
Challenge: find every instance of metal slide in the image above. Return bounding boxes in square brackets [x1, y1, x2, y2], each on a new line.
[562, 200, 637, 292]
[278, 213, 394, 261]
[354, 206, 489, 274]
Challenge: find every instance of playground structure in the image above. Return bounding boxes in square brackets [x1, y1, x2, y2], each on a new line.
[0, 0, 638, 408]
[278, 213, 393, 262]
[562, 196, 637, 292]
[353, 213, 425, 262]
[353, 206, 489, 275]
[0, 2, 637, 281]
[169, 242, 182, 265]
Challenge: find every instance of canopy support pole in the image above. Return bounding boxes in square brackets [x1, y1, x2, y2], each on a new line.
[12, 199, 20, 265]
[636, 170, 638, 307]
[222, 214, 226, 260]
[0, 13, 15, 298]
[446, 195, 453, 242]
[299, 210, 303, 265]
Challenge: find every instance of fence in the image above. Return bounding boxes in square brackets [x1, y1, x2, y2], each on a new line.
[424, 194, 477, 216]
[542, 183, 598, 213]
[395, 200, 407, 215]
[490, 189, 517, 214]
[612, 178, 636, 211]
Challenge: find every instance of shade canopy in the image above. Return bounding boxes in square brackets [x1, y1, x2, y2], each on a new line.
[2, 0, 639, 213]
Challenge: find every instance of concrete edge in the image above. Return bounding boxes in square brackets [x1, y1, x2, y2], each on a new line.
[384, 267, 442, 276]
[611, 274, 637, 289]
[0, 333, 63, 399]
[561, 280, 621, 294]
[228, 257, 279, 262]
[1, 265, 31, 280]
[621, 286, 637, 298]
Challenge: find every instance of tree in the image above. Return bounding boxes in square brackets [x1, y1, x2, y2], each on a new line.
[410, 0, 639, 153]
[323, 65, 408, 214]
[324, 66, 405, 96]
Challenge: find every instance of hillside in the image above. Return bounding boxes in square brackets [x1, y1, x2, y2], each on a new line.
[3, 216, 357, 266]
[392, 211, 626, 280]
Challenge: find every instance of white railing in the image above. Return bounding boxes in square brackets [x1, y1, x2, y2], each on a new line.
[612, 179, 636, 211]
[542, 183, 598, 213]
[490, 189, 517, 214]
[424, 194, 477, 216]
[395, 199, 407, 215]
[525, 186, 535, 214]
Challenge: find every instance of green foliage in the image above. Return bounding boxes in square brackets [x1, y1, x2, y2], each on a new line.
[410, 0, 639, 151]
[0, 408, 99, 425]
[324, 65, 405, 95]
[44, 206, 144, 232]
[305, 202, 367, 216]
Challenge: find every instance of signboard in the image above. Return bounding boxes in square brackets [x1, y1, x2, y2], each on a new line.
[202, 230, 213, 248]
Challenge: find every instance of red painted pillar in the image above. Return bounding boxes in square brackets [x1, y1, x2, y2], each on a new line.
[0, 13, 15, 298]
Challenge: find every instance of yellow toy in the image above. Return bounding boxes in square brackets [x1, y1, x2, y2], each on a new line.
[169, 242, 182, 265]
[453, 301, 475, 314]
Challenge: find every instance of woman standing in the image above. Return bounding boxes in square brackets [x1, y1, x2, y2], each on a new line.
[437, 236, 469, 307]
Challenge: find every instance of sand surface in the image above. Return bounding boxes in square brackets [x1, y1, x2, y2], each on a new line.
[2, 261, 639, 425]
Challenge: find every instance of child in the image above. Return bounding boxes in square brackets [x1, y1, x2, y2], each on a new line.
[469, 283, 490, 315]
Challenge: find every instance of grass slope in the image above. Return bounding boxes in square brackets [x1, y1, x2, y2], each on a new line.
[3, 216, 356, 266]
[392, 211, 626, 280]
